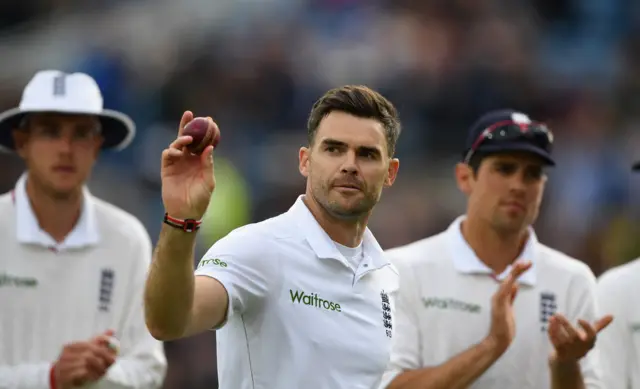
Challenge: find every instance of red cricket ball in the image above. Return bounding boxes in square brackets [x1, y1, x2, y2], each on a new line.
[182, 117, 221, 155]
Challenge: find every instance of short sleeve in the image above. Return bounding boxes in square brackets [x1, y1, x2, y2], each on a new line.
[596, 269, 632, 389]
[565, 265, 604, 389]
[379, 252, 423, 389]
[194, 228, 275, 327]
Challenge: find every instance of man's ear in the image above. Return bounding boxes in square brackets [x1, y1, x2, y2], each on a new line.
[455, 162, 476, 196]
[299, 146, 310, 178]
[384, 158, 400, 187]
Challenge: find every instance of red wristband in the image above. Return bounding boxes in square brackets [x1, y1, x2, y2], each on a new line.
[49, 364, 57, 389]
[163, 213, 202, 232]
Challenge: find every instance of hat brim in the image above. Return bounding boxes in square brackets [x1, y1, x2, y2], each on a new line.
[475, 142, 555, 166]
[0, 107, 135, 152]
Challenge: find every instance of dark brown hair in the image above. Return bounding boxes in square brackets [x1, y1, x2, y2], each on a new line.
[306, 85, 401, 157]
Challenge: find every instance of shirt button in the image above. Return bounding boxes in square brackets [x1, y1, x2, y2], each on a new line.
[363, 264, 368, 268]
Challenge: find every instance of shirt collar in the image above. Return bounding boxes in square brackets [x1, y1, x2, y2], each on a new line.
[288, 195, 389, 270]
[14, 173, 100, 250]
[446, 215, 537, 286]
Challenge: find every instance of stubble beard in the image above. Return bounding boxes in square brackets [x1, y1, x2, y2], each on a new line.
[312, 181, 377, 222]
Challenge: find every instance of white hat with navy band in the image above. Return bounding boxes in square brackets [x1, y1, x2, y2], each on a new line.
[0, 70, 135, 152]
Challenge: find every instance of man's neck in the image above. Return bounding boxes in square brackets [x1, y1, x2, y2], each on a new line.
[25, 177, 83, 243]
[302, 195, 368, 248]
[460, 216, 529, 275]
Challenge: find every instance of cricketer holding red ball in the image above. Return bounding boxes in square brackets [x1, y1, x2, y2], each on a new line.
[144, 85, 403, 389]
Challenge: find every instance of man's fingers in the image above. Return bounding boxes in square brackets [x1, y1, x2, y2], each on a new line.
[548, 315, 573, 345]
[547, 315, 563, 345]
[95, 345, 117, 365]
[93, 334, 116, 348]
[200, 145, 214, 166]
[509, 284, 518, 304]
[83, 341, 116, 365]
[578, 319, 596, 340]
[179, 111, 194, 135]
[163, 148, 184, 160]
[91, 330, 115, 345]
[554, 314, 580, 340]
[510, 260, 532, 277]
[169, 135, 193, 150]
[70, 371, 90, 387]
[504, 261, 532, 287]
[594, 315, 614, 332]
[62, 361, 92, 386]
[84, 352, 108, 376]
[498, 261, 532, 297]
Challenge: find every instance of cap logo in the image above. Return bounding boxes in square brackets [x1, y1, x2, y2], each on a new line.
[52, 74, 66, 97]
[511, 112, 531, 124]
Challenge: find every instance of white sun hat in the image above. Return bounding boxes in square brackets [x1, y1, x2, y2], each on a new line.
[0, 70, 135, 152]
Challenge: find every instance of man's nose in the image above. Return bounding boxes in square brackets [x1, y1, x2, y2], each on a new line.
[508, 171, 528, 193]
[340, 150, 358, 174]
[54, 134, 74, 154]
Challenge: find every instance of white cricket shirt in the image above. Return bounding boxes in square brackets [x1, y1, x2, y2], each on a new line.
[380, 216, 603, 389]
[0, 174, 166, 389]
[194, 196, 399, 389]
[596, 258, 640, 389]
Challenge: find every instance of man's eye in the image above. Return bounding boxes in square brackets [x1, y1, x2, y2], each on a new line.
[73, 129, 94, 140]
[526, 169, 544, 180]
[41, 126, 59, 137]
[496, 164, 516, 174]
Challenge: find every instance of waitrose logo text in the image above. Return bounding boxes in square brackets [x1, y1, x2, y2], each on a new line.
[198, 258, 228, 268]
[422, 297, 481, 313]
[289, 289, 342, 312]
[0, 273, 38, 288]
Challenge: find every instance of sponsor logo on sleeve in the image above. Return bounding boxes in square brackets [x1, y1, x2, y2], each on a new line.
[198, 258, 228, 269]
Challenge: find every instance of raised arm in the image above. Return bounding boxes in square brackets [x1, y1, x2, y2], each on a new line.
[144, 111, 224, 340]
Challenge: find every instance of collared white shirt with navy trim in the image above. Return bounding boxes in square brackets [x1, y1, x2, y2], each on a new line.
[195, 195, 399, 389]
[379, 215, 603, 389]
[0, 173, 166, 388]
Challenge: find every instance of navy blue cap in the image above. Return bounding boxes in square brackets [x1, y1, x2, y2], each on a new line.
[463, 109, 555, 166]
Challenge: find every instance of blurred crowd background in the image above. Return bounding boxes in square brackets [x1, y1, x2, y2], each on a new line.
[2, 0, 640, 387]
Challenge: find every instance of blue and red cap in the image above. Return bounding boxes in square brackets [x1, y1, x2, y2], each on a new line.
[462, 109, 555, 166]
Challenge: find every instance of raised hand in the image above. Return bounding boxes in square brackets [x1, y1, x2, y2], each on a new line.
[161, 111, 219, 220]
[486, 261, 532, 354]
[548, 313, 613, 363]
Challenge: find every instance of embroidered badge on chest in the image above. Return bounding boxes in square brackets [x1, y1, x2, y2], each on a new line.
[99, 269, 115, 312]
[380, 290, 392, 338]
[540, 292, 557, 332]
